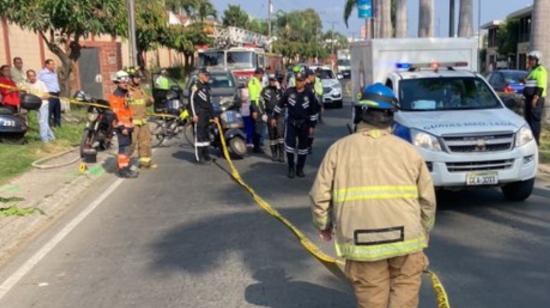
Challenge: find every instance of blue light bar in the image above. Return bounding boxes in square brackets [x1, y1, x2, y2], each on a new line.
[396, 63, 412, 69]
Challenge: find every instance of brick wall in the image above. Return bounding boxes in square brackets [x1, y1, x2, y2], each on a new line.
[81, 40, 122, 98]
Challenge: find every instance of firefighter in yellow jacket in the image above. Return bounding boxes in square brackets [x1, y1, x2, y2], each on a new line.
[127, 67, 156, 169]
[310, 83, 436, 308]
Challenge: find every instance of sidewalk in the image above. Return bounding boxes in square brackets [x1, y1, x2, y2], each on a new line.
[0, 148, 116, 265]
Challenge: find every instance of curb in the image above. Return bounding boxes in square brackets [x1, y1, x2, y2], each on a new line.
[539, 163, 550, 175]
[0, 150, 116, 266]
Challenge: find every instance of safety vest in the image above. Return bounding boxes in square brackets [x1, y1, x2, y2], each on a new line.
[248, 76, 262, 105]
[310, 124, 436, 262]
[108, 95, 133, 128]
[154, 75, 170, 90]
[526, 65, 548, 97]
[314, 77, 323, 97]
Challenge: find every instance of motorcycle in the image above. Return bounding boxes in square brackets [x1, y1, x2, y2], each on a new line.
[208, 97, 247, 159]
[0, 93, 41, 144]
[74, 91, 114, 162]
[149, 85, 193, 147]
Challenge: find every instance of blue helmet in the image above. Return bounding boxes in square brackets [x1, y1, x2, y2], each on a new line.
[357, 83, 397, 110]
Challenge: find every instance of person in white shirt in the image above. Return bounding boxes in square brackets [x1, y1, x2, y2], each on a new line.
[24, 69, 55, 142]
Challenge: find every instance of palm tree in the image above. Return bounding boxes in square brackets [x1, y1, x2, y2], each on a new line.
[418, 0, 433, 37]
[457, 0, 473, 37]
[196, 0, 217, 22]
[395, 0, 408, 37]
[531, 0, 550, 123]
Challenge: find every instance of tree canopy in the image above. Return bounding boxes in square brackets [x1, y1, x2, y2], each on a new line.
[222, 5, 249, 28]
[0, 0, 125, 95]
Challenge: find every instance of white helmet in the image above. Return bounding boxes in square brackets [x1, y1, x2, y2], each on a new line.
[112, 70, 129, 83]
[528, 50, 543, 62]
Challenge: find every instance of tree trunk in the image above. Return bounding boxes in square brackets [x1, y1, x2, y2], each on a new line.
[380, 0, 393, 38]
[457, 0, 474, 37]
[39, 32, 81, 98]
[395, 0, 408, 38]
[373, 0, 382, 38]
[418, 0, 433, 37]
[531, 0, 550, 124]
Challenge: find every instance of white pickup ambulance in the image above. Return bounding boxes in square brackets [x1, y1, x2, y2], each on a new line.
[350, 38, 538, 201]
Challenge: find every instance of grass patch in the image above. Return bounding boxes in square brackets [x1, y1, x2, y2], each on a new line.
[0, 108, 86, 184]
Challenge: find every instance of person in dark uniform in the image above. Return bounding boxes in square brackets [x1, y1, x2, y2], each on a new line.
[189, 68, 215, 164]
[262, 74, 285, 162]
[273, 72, 319, 178]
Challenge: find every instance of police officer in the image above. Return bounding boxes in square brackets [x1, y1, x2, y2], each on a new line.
[190, 68, 215, 164]
[305, 68, 323, 153]
[287, 65, 304, 89]
[109, 71, 138, 178]
[153, 69, 170, 112]
[248, 67, 265, 153]
[273, 71, 319, 178]
[127, 67, 156, 169]
[524, 50, 547, 144]
[310, 83, 436, 308]
[262, 74, 284, 162]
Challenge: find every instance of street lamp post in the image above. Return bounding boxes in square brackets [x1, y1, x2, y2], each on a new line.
[126, 0, 138, 67]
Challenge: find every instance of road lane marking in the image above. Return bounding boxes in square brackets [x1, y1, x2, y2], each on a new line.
[0, 178, 124, 300]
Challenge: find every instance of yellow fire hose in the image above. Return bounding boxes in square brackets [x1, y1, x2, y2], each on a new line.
[3, 83, 450, 306]
[213, 120, 451, 308]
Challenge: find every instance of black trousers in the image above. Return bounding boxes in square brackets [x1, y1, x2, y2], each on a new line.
[524, 96, 545, 144]
[285, 119, 310, 170]
[48, 92, 61, 127]
[250, 104, 266, 150]
[194, 115, 211, 162]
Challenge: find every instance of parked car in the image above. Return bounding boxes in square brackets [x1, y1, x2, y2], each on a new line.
[183, 69, 241, 107]
[487, 69, 527, 114]
[311, 66, 344, 108]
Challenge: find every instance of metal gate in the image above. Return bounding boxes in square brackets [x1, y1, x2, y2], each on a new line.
[78, 48, 103, 98]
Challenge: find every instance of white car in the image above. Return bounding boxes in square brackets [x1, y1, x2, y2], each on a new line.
[386, 69, 538, 201]
[312, 66, 344, 108]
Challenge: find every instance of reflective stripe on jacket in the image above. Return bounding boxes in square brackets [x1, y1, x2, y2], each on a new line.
[310, 123, 436, 262]
[128, 84, 152, 122]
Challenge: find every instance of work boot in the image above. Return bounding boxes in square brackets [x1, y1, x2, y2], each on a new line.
[288, 166, 296, 179]
[297, 155, 306, 177]
[278, 144, 285, 162]
[270, 145, 278, 161]
[202, 147, 212, 162]
[119, 167, 139, 179]
[140, 162, 158, 169]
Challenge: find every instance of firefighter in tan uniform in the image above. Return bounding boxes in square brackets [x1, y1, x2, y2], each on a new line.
[127, 67, 156, 169]
[310, 83, 436, 308]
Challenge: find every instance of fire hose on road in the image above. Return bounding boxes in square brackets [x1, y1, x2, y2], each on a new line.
[213, 120, 451, 308]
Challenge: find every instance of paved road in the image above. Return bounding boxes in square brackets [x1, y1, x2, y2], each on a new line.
[1, 100, 549, 307]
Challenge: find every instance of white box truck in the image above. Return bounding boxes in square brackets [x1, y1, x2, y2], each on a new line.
[350, 38, 538, 201]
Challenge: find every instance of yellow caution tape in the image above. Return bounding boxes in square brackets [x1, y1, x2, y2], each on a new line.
[213, 120, 451, 307]
[0, 83, 178, 119]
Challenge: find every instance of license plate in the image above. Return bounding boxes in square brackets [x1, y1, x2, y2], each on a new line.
[466, 172, 498, 186]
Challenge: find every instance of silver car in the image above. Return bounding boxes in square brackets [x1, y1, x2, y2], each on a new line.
[315, 67, 343, 108]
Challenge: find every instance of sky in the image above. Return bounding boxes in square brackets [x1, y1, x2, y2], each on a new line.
[210, 0, 533, 38]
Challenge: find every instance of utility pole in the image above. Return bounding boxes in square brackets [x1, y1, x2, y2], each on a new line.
[449, 0, 455, 37]
[126, 0, 138, 67]
[268, 0, 272, 52]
